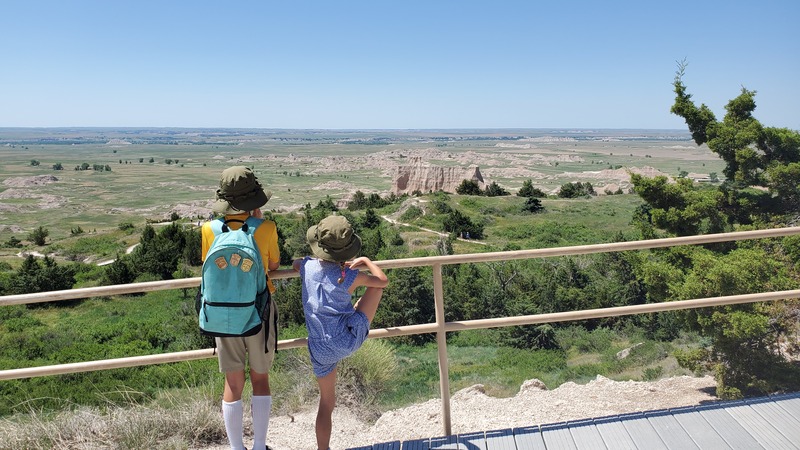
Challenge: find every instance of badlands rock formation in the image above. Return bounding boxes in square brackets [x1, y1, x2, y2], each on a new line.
[392, 157, 485, 195]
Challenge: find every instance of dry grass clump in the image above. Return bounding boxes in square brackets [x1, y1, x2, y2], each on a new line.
[0, 387, 224, 450]
[0, 341, 398, 449]
[269, 339, 398, 422]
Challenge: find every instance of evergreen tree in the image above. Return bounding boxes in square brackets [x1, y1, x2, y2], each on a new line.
[105, 255, 136, 285]
[348, 190, 367, 210]
[28, 226, 49, 246]
[361, 208, 381, 229]
[522, 197, 544, 213]
[6, 255, 76, 298]
[443, 209, 484, 239]
[670, 60, 800, 215]
[484, 181, 510, 197]
[455, 179, 483, 195]
[517, 179, 546, 198]
[373, 267, 435, 344]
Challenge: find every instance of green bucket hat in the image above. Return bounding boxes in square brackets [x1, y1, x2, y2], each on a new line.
[212, 166, 271, 215]
[306, 215, 362, 262]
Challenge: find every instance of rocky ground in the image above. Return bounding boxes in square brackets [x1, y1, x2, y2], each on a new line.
[195, 375, 718, 450]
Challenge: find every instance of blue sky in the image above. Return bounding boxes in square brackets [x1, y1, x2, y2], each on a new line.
[2, 1, 798, 130]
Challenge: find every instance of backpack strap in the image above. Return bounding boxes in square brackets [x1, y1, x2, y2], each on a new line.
[209, 216, 263, 235]
[209, 217, 227, 236]
[243, 215, 264, 234]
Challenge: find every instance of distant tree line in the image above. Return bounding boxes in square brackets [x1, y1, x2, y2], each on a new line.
[74, 162, 112, 172]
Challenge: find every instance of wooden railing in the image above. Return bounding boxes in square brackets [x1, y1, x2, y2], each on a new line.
[2, 227, 800, 436]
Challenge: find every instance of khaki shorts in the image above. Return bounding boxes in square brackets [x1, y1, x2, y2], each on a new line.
[215, 296, 277, 373]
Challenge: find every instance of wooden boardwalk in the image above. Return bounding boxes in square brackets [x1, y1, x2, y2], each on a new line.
[347, 392, 800, 450]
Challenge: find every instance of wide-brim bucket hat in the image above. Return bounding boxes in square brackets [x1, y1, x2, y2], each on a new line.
[212, 166, 271, 215]
[306, 215, 362, 262]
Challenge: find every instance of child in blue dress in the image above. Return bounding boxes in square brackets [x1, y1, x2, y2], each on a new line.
[292, 214, 388, 450]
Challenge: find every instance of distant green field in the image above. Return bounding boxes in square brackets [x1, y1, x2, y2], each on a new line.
[0, 128, 724, 261]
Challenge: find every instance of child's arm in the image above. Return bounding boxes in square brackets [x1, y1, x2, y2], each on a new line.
[347, 257, 388, 293]
[291, 258, 303, 272]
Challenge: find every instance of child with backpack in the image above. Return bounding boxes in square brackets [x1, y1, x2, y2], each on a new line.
[292, 214, 389, 450]
[200, 166, 280, 450]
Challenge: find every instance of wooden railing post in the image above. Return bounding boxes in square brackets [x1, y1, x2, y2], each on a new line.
[432, 263, 452, 436]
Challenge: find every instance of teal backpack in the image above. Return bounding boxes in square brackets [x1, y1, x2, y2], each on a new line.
[197, 216, 272, 343]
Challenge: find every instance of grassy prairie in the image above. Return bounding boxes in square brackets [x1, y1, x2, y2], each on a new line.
[0, 128, 724, 247]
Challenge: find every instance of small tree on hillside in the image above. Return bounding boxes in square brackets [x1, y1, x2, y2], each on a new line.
[443, 209, 484, 239]
[6, 255, 76, 297]
[28, 226, 49, 246]
[484, 181, 510, 197]
[518, 179, 546, 198]
[361, 208, 381, 229]
[455, 179, 483, 195]
[522, 197, 544, 213]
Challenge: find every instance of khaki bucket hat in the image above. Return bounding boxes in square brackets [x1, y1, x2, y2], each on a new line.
[306, 215, 362, 262]
[212, 166, 271, 215]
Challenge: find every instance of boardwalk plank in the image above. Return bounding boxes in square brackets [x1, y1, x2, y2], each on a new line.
[723, 402, 796, 450]
[695, 404, 764, 449]
[402, 438, 431, 450]
[619, 412, 668, 450]
[772, 393, 800, 419]
[458, 431, 488, 450]
[592, 416, 637, 450]
[512, 426, 546, 450]
[643, 410, 699, 449]
[540, 423, 578, 450]
[566, 419, 606, 449]
[669, 406, 732, 449]
[430, 435, 459, 449]
[483, 429, 516, 450]
[746, 395, 800, 444]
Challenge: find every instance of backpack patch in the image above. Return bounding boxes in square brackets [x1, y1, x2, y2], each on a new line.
[198, 217, 269, 338]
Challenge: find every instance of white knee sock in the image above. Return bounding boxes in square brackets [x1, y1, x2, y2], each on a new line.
[222, 400, 245, 450]
[251, 395, 272, 449]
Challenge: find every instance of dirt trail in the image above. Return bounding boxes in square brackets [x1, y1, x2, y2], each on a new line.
[381, 215, 487, 246]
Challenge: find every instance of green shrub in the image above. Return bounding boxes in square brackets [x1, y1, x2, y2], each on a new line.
[4, 315, 44, 332]
[555, 326, 615, 353]
[642, 366, 664, 381]
[673, 347, 709, 374]
[399, 205, 423, 222]
[456, 179, 482, 195]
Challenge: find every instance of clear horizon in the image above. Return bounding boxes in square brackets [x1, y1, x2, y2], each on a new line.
[2, 1, 798, 130]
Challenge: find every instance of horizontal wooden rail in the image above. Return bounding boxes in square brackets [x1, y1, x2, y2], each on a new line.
[2, 289, 798, 381]
[2, 226, 799, 307]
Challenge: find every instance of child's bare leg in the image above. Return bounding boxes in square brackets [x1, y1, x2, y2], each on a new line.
[354, 287, 384, 323]
[316, 368, 337, 450]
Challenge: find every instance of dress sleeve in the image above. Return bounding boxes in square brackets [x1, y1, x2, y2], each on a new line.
[343, 266, 359, 289]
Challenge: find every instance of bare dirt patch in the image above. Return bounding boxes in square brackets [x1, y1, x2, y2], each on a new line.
[2, 175, 59, 187]
[194, 375, 717, 450]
